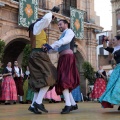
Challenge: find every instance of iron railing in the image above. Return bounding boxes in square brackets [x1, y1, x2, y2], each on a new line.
[58, 4, 88, 22]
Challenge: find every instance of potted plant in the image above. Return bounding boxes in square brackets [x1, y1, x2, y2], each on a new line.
[82, 61, 96, 100]
[82, 61, 96, 85]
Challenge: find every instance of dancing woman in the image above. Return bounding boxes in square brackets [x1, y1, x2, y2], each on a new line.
[99, 35, 120, 110]
[28, 12, 57, 114]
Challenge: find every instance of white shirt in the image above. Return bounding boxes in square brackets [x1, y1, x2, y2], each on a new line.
[50, 29, 75, 51]
[108, 69, 113, 77]
[6, 67, 12, 72]
[113, 45, 120, 53]
[33, 12, 52, 35]
[25, 70, 30, 76]
[14, 66, 23, 77]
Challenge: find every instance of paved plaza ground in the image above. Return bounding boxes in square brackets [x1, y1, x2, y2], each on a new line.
[0, 102, 120, 120]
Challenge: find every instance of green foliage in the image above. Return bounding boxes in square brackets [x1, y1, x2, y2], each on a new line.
[22, 44, 31, 72]
[82, 61, 96, 85]
[0, 39, 5, 62]
[0, 68, 3, 74]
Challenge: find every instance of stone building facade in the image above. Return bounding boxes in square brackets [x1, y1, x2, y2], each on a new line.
[0, 0, 102, 95]
[111, 0, 120, 36]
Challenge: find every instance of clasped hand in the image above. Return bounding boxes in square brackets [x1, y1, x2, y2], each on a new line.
[42, 43, 53, 52]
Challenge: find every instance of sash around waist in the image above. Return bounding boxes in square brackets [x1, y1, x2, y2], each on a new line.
[59, 49, 73, 56]
[32, 48, 46, 53]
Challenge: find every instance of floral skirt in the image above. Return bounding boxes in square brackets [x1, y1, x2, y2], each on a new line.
[91, 78, 106, 99]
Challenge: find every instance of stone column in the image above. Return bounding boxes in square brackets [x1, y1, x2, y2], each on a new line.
[85, 28, 97, 70]
[112, 2, 117, 36]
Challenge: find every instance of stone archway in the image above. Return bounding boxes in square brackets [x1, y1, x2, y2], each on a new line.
[3, 38, 30, 67]
[1, 29, 29, 45]
[1, 29, 30, 67]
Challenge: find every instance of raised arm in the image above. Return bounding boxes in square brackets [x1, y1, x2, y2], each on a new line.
[103, 37, 114, 53]
[33, 12, 52, 35]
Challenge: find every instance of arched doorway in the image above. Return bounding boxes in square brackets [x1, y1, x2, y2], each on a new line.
[3, 38, 30, 67]
[75, 51, 86, 96]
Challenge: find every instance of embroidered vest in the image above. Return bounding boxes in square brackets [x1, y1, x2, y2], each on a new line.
[58, 29, 75, 52]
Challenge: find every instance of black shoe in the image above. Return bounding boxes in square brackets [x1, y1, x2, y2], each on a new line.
[33, 102, 48, 113]
[49, 100, 53, 103]
[71, 104, 78, 111]
[118, 106, 120, 111]
[13, 101, 16, 104]
[28, 106, 42, 114]
[5, 103, 11, 105]
[61, 106, 72, 114]
[19, 101, 24, 104]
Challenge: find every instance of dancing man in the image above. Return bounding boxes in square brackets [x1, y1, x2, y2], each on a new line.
[43, 19, 80, 114]
[13, 61, 24, 104]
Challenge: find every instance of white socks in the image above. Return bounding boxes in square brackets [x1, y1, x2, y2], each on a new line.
[31, 92, 38, 107]
[63, 89, 71, 106]
[63, 89, 76, 106]
[35, 86, 50, 104]
[20, 96, 23, 101]
[69, 93, 76, 106]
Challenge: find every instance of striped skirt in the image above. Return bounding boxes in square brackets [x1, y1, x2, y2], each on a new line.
[0, 76, 17, 100]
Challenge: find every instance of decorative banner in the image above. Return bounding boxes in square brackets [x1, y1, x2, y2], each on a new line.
[18, 0, 38, 27]
[70, 7, 85, 39]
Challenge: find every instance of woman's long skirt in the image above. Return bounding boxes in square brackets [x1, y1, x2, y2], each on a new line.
[23, 80, 34, 102]
[0, 76, 17, 100]
[91, 78, 106, 99]
[44, 87, 61, 101]
[29, 49, 57, 92]
[99, 64, 120, 108]
[71, 86, 82, 102]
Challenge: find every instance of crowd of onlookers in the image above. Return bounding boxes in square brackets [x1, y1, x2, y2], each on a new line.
[0, 61, 83, 105]
[0, 61, 115, 105]
[1, 61, 115, 105]
[86, 64, 116, 102]
[0, 61, 33, 105]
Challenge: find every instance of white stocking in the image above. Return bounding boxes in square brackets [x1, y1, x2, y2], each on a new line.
[20, 96, 23, 101]
[63, 89, 71, 106]
[69, 92, 76, 106]
[35, 86, 50, 104]
[31, 92, 38, 107]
